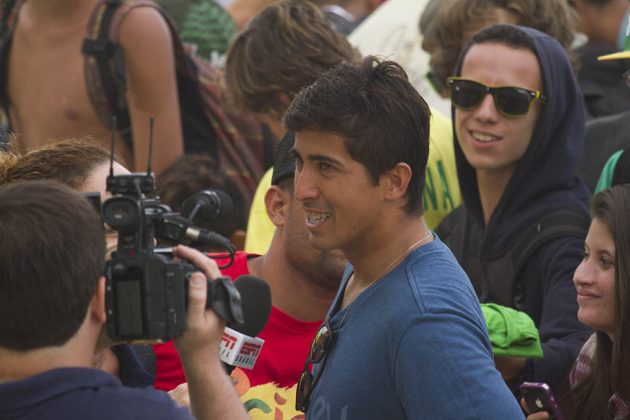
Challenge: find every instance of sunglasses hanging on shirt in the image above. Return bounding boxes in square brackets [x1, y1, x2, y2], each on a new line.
[295, 319, 334, 412]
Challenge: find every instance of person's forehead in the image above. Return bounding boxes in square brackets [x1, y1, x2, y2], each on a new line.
[463, 42, 538, 65]
[462, 42, 542, 88]
[293, 130, 347, 154]
[292, 130, 370, 174]
[80, 161, 130, 195]
[586, 218, 615, 255]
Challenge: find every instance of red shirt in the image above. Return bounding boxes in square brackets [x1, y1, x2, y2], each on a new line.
[154, 251, 322, 390]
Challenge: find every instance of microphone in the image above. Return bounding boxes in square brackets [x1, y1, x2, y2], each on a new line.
[156, 213, 235, 252]
[182, 189, 234, 222]
[220, 275, 272, 373]
[184, 225, 234, 252]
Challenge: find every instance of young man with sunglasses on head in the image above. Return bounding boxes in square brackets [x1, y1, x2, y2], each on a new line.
[437, 25, 592, 392]
[286, 56, 522, 419]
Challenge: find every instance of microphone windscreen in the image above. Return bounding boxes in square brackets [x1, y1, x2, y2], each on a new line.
[207, 189, 233, 220]
[233, 275, 272, 337]
[182, 189, 234, 221]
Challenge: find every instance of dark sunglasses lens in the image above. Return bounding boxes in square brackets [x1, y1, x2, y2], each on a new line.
[296, 370, 313, 411]
[451, 80, 486, 110]
[494, 88, 532, 116]
[310, 323, 331, 363]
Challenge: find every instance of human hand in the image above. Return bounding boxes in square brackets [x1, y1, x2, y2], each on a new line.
[168, 382, 190, 408]
[520, 397, 550, 419]
[170, 248, 249, 420]
[172, 244, 222, 280]
[172, 245, 224, 361]
[494, 355, 527, 381]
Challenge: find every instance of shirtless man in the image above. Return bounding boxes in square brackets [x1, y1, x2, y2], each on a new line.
[6, 0, 183, 173]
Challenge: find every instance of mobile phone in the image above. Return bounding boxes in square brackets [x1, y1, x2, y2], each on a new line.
[520, 382, 564, 420]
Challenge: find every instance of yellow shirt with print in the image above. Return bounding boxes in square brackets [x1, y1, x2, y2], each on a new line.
[245, 107, 461, 254]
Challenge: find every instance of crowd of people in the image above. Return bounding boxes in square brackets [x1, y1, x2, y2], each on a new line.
[1, 0, 629, 419]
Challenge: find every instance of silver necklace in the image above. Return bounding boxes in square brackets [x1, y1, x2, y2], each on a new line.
[337, 231, 434, 329]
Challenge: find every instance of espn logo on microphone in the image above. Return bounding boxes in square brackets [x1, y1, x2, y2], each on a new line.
[220, 327, 265, 369]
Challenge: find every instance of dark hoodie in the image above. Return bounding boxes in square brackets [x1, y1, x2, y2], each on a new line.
[437, 26, 592, 390]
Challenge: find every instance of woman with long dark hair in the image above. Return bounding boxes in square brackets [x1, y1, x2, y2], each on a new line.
[526, 185, 630, 419]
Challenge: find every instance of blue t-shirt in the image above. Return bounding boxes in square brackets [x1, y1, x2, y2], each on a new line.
[0, 368, 191, 420]
[307, 238, 524, 419]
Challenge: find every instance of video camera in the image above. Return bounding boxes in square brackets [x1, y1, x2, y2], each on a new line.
[100, 118, 244, 342]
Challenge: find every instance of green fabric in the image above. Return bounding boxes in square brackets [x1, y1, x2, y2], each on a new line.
[481, 303, 543, 359]
[180, 0, 235, 59]
[156, 0, 236, 60]
[595, 149, 624, 193]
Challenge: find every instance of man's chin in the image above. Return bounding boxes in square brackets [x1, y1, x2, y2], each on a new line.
[308, 233, 334, 251]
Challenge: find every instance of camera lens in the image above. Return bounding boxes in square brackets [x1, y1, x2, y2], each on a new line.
[102, 197, 141, 229]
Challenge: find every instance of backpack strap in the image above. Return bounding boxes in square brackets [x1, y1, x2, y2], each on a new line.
[82, 0, 194, 151]
[512, 208, 590, 274]
[82, 0, 131, 145]
[82, 0, 264, 203]
[485, 208, 590, 310]
[193, 56, 263, 198]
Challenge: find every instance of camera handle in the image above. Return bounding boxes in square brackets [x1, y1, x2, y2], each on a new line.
[193, 275, 244, 326]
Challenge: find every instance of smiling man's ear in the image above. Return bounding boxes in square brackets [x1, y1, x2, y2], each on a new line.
[265, 185, 291, 227]
[382, 162, 413, 201]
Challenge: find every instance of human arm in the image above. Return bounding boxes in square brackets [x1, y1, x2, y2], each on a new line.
[395, 286, 524, 418]
[118, 7, 183, 174]
[171, 245, 248, 420]
[494, 355, 527, 381]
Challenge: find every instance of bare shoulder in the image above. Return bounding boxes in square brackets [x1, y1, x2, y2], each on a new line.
[117, 5, 173, 52]
[114, 3, 177, 85]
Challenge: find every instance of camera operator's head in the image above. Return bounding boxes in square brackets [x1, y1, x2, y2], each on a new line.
[0, 180, 106, 350]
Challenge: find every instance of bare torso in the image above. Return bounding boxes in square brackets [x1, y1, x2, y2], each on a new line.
[8, 0, 133, 165]
[8, 0, 184, 173]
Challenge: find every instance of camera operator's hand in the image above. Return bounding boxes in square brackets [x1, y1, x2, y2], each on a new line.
[171, 245, 248, 420]
[172, 245, 223, 356]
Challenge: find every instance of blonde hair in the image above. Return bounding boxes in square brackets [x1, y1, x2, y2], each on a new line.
[430, 0, 578, 87]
